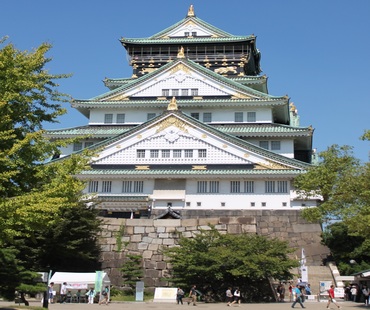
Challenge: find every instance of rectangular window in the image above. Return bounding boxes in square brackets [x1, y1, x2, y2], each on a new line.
[259, 141, 269, 150]
[181, 89, 189, 96]
[203, 112, 212, 122]
[104, 114, 113, 124]
[73, 142, 83, 152]
[84, 142, 94, 148]
[161, 150, 170, 158]
[244, 181, 254, 193]
[234, 112, 243, 122]
[277, 181, 288, 193]
[147, 113, 156, 120]
[209, 181, 219, 193]
[190, 113, 199, 120]
[150, 150, 159, 158]
[192, 32, 197, 37]
[271, 141, 281, 150]
[230, 181, 240, 193]
[172, 89, 179, 97]
[173, 149, 182, 158]
[184, 32, 190, 37]
[250, 202, 255, 207]
[184, 149, 193, 158]
[88, 181, 99, 193]
[191, 88, 198, 96]
[162, 89, 170, 96]
[133, 181, 144, 193]
[198, 149, 207, 158]
[262, 202, 267, 207]
[137, 149, 146, 158]
[122, 181, 132, 193]
[265, 181, 275, 193]
[117, 113, 125, 123]
[102, 181, 112, 193]
[197, 181, 208, 193]
[247, 112, 256, 122]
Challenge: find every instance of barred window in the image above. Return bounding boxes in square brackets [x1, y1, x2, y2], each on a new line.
[259, 141, 269, 150]
[198, 149, 207, 158]
[84, 141, 94, 148]
[271, 141, 281, 150]
[122, 181, 132, 193]
[117, 113, 125, 123]
[265, 181, 276, 193]
[234, 112, 243, 122]
[203, 112, 212, 122]
[104, 114, 113, 124]
[181, 89, 189, 96]
[161, 150, 170, 158]
[172, 89, 179, 97]
[133, 181, 144, 193]
[247, 112, 256, 122]
[191, 88, 198, 96]
[277, 181, 288, 193]
[197, 181, 208, 193]
[102, 181, 112, 193]
[150, 150, 159, 158]
[184, 149, 193, 158]
[173, 149, 182, 158]
[162, 89, 170, 96]
[137, 150, 146, 158]
[88, 181, 99, 193]
[244, 181, 254, 193]
[230, 181, 241, 193]
[209, 181, 219, 193]
[73, 142, 83, 152]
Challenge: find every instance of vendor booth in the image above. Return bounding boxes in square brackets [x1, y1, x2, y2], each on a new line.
[49, 271, 110, 303]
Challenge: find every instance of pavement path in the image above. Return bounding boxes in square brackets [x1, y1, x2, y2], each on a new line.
[0, 300, 365, 310]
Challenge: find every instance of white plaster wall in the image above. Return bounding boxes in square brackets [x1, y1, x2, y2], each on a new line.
[248, 139, 294, 158]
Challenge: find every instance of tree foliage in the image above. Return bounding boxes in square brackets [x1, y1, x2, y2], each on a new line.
[294, 142, 370, 274]
[0, 39, 101, 299]
[162, 227, 298, 302]
[120, 253, 144, 293]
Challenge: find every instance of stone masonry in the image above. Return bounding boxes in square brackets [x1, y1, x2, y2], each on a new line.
[99, 210, 330, 290]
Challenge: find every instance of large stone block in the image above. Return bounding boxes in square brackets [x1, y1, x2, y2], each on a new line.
[142, 250, 153, 259]
[138, 242, 149, 250]
[154, 219, 181, 227]
[198, 218, 219, 226]
[126, 219, 154, 227]
[181, 219, 198, 227]
[134, 226, 145, 234]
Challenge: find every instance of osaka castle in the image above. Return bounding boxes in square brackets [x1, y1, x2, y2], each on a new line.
[48, 5, 316, 219]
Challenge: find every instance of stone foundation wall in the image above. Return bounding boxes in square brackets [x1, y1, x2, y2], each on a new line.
[99, 210, 330, 289]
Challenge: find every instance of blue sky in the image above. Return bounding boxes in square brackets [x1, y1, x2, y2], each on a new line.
[2, 0, 369, 162]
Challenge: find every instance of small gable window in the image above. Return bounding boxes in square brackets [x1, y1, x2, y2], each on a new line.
[203, 112, 212, 122]
[235, 112, 243, 122]
[191, 88, 198, 96]
[172, 89, 179, 97]
[259, 141, 269, 150]
[73, 142, 83, 152]
[117, 113, 125, 123]
[137, 149, 146, 158]
[247, 112, 256, 122]
[271, 141, 281, 150]
[190, 112, 199, 120]
[162, 89, 170, 96]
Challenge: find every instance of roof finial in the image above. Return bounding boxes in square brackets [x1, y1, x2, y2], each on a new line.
[167, 97, 178, 111]
[177, 46, 185, 58]
[187, 5, 195, 17]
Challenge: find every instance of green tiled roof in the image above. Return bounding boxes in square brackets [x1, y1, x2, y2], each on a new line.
[78, 168, 303, 177]
[46, 123, 311, 138]
[120, 36, 255, 45]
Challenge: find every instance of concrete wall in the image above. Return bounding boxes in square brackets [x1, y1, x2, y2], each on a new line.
[99, 210, 330, 289]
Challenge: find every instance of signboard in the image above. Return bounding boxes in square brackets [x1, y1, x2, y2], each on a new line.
[136, 281, 144, 301]
[334, 287, 344, 298]
[301, 266, 308, 282]
[319, 281, 332, 293]
[153, 287, 177, 303]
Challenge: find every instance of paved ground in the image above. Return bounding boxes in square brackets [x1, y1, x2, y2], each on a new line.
[0, 300, 366, 310]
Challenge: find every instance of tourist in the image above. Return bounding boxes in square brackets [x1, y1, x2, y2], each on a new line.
[226, 287, 233, 306]
[60, 282, 67, 303]
[362, 285, 369, 306]
[99, 285, 110, 305]
[87, 287, 96, 304]
[230, 288, 241, 306]
[48, 282, 54, 304]
[327, 284, 341, 309]
[176, 287, 185, 305]
[291, 285, 305, 308]
[188, 285, 197, 306]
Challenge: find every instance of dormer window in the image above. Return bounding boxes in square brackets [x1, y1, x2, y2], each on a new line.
[192, 32, 197, 37]
[184, 32, 190, 37]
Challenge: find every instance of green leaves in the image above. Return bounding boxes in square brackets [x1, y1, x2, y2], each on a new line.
[162, 227, 298, 301]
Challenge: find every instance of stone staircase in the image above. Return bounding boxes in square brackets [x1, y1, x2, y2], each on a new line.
[305, 265, 334, 295]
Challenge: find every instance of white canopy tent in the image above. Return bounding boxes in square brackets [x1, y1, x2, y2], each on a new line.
[49, 271, 110, 291]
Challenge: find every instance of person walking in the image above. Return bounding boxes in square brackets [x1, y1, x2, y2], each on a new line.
[362, 285, 369, 306]
[226, 287, 233, 306]
[99, 285, 110, 305]
[291, 285, 305, 308]
[230, 288, 241, 306]
[87, 287, 96, 304]
[188, 285, 197, 306]
[176, 287, 185, 305]
[327, 284, 341, 309]
[60, 282, 67, 304]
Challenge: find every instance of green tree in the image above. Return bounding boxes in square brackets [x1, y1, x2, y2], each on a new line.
[294, 143, 370, 274]
[162, 227, 298, 302]
[120, 253, 144, 293]
[0, 39, 101, 299]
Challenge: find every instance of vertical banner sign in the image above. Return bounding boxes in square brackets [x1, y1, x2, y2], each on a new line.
[95, 271, 103, 293]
